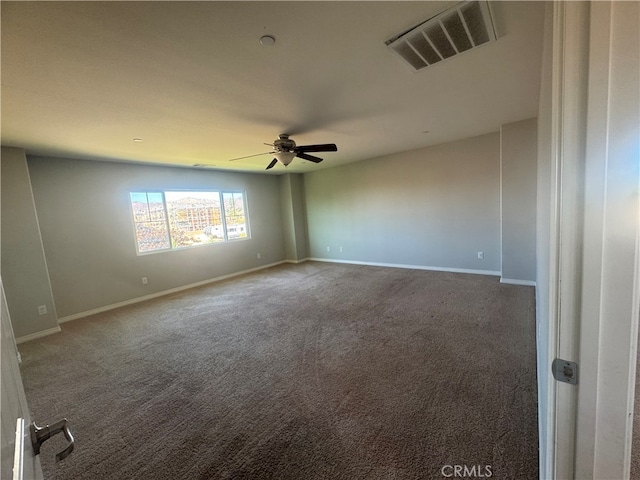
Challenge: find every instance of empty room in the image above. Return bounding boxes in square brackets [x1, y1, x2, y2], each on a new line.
[1, 1, 638, 480]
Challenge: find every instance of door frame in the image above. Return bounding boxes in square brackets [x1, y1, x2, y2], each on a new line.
[542, 1, 640, 478]
[574, 1, 640, 478]
[539, 2, 590, 478]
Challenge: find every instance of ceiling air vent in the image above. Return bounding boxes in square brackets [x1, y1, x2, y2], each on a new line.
[386, 1, 497, 72]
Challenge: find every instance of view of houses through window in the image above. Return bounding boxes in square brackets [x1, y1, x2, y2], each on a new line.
[129, 191, 248, 253]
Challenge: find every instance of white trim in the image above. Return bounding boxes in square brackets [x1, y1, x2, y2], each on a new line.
[575, 2, 640, 477]
[539, 2, 591, 478]
[58, 261, 287, 323]
[308, 257, 501, 277]
[500, 278, 536, 287]
[15, 326, 61, 344]
[284, 258, 309, 264]
[40, 257, 501, 334]
[13, 418, 24, 480]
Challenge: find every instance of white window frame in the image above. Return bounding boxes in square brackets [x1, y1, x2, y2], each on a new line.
[129, 190, 250, 255]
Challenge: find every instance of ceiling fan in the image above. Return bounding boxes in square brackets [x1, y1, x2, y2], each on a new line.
[229, 134, 338, 170]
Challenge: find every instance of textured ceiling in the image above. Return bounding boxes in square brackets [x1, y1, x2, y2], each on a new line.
[1, 1, 546, 174]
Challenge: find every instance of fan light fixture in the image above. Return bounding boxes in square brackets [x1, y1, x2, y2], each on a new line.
[227, 133, 337, 170]
[274, 151, 295, 166]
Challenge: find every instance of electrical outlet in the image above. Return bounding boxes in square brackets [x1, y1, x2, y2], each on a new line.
[257, 253, 261, 259]
[37, 305, 47, 315]
[141, 276, 148, 285]
[326, 246, 331, 252]
[477, 251, 484, 260]
[339, 246, 343, 253]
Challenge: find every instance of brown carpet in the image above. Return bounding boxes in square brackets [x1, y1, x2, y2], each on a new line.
[18, 262, 538, 479]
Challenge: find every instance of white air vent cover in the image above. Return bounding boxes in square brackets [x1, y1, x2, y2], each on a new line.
[386, 1, 497, 72]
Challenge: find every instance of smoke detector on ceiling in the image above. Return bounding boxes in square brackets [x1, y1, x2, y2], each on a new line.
[386, 0, 497, 72]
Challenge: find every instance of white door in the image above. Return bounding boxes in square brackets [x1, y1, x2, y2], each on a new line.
[1, 278, 44, 480]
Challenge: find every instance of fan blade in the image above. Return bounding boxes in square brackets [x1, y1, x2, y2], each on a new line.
[295, 143, 337, 153]
[229, 151, 274, 162]
[265, 158, 278, 170]
[296, 152, 323, 163]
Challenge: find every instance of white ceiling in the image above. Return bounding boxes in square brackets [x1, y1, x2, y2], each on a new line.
[1, 1, 546, 174]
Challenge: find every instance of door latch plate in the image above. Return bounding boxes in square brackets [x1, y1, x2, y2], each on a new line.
[552, 358, 578, 385]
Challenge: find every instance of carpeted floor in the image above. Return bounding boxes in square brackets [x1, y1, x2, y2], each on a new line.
[19, 262, 538, 479]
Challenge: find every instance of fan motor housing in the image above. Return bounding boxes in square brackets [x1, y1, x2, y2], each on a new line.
[274, 134, 296, 152]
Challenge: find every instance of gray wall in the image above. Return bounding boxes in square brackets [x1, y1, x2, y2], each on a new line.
[279, 173, 308, 262]
[5, 127, 538, 334]
[304, 133, 501, 273]
[289, 174, 308, 261]
[501, 118, 538, 283]
[1, 147, 58, 338]
[280, 174, 296, 261]
[27, 156, 285, 318]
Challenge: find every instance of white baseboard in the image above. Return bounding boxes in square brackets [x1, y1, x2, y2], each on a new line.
[308, 257, 501, 277]
[16, 326, 61, 344]
[58, 261, 288, 324]
[21, 260, 521, 340]
[284, 258, 309, 264]
[500, 278, 537, 287]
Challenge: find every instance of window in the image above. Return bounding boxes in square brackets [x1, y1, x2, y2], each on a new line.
[129, 191, 249, 254]
[223, 192, 247, 239]
[129, 192, 171, 253]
